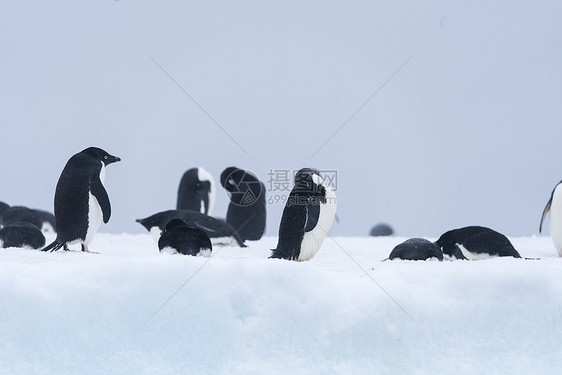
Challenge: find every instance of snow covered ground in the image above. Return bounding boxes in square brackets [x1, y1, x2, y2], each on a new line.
[1, 234, 561, 375]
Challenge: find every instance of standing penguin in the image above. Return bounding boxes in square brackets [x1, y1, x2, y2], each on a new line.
[220, 166, 266, 241]
[176, 167, 215, 215]
[270, 168, 337, 261]
[42, 147, 121, 252]
[540, 180, 562, 256]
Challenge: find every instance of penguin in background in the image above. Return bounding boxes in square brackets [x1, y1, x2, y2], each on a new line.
[540, 180, 562, 256]
[33, 209, 56, 233]
[176, 167, 215, 215]
[136, 209, 247, 247]
[0, 206, 43, 229]
[0, 202, 9, 217]
[220, 166, 266, 241]
[158, 219, 212, 256]
[270, 168, 337, 261]
[0, 223, 46, 250]
[42, 147, 121, 253]
[385, 238, 443, 261]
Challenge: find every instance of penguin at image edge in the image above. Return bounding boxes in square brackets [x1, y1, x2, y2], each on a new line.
[540, 180, 562, 256]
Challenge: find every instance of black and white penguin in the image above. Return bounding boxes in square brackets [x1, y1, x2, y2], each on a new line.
[41, 147, 121, 253]
[220, 166, 266, 241]
[435, 226, 521, 260]
[385, 238, 443, 261]
[176, 167, 215, 215]
[0, 223, 46, 250]
[158, 219, 212, 256]
[0, 206, 43, 229]
[270, 168, 337, 261]
[540, 180, 562, 256]
[136, 209, 246, 247]
[370, 223, 394, 237]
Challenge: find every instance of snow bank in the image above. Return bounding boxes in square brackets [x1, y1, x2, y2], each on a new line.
[1, 234, 561, 374]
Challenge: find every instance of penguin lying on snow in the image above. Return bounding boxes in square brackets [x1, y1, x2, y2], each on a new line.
[158, 219, 212, 256]
[385, 238, 443, 261]
[270, 168, 337, 261]
[1, 206, 43, 229]
[136, 209, 246, 247]
[220, 166, 266, 241]
[176, 167, 215, 215]
[0, 206, 56, 233]
[42, 147, 121, 253]
[370, 223, 394, 237]
[435, 226, 521, 260]
[540, 180, 562, 256]
[0, 223, 46, 250]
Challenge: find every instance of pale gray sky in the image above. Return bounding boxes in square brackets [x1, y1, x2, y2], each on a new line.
[1, 1, 561, 237]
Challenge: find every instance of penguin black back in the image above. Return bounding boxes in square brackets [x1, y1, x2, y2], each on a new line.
[370, 223, 394, 237]
[42, 147, 120, 252]
[136, 209, 247, 247]
[0, 202, 9, 218]
[158, 219, 212, 256]
[388, 238, 443, 261]
[220, 166, 266, 241]
[435, 226, 521, 259]
[0, 223, 46, 249]
[0, 206, 43, 229]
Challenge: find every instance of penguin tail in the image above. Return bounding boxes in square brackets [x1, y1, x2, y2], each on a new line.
[41, 239, 65, 252]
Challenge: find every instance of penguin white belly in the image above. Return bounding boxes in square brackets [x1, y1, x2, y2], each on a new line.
[150, 226, 162, 242]
[298, 184, 337, 261]
[85, 192, 103, 245]
[197, 167, 215, 215]
[84, 163, 105, 245]
[456, 244, 495, 260]
[549, 187, 562, 256]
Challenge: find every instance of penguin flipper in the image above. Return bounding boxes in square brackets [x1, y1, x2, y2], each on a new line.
[540, 197, 552, 233]
[91, 176, 111, 223]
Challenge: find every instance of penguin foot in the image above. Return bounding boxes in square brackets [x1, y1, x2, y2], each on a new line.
[81, 244, 99, 254]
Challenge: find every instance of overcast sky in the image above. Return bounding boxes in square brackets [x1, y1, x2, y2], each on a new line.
[2, 1, 562, 238]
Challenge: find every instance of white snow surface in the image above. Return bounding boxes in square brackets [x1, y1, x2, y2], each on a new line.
[1, 234, 561, 375]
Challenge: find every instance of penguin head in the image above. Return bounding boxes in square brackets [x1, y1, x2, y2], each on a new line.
[163, 219, 188, 233]
[220, 167, 243, 192]
[135, 216, 157, 231]
[293, 168, 326, 202]
[83, 147, 121, 166]
[220, 166, 263, 206]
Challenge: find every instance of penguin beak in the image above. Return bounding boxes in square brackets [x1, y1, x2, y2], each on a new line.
[113, 156, 121, 163]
